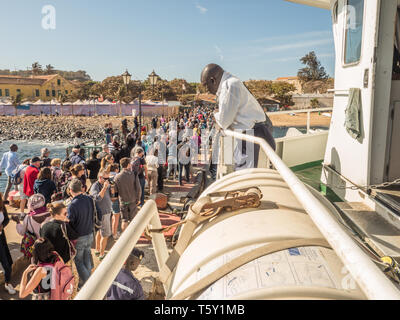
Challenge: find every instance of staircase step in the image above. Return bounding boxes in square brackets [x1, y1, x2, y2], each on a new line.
[335, 202, 400, 258]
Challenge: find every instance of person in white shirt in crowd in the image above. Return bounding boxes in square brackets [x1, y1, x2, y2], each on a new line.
[0, 144, 20, 203]
[201, 63, 276, 169]
[166, 132, 178, 181]
[145, 148, 159, 195]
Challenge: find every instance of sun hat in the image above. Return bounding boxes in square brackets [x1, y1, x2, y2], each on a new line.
[28, 194, 46, 212]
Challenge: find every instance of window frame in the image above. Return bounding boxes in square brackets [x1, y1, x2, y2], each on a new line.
[52, 90, 56, 97]
[35, 89, 40, 97]
[342, 0, 366, 67]
[5, 89, 9, 97]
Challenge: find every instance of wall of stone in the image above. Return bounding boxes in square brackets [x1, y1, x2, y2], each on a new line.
[292, 94, 334, 110]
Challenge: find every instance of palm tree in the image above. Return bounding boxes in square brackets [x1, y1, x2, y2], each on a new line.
[31, 62, 42, 75]
[45, 64, 55, 75]
[57, 92, 68, 116]
[11, 93, 23, 116]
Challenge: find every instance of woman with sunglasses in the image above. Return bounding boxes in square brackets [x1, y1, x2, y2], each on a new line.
[39, 202, 79, 264]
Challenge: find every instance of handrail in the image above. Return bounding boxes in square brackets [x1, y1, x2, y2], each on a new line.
[74, 200, 169, 300]
[266, 106, 333, 116]
[223, 129, 400, 300]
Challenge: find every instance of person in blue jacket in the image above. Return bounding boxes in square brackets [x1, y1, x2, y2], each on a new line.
[105, 248, 145, 300]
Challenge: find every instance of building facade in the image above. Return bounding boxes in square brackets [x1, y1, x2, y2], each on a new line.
[0, 74, 77, 101]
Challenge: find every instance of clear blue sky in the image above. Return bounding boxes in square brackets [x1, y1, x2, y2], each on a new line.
[0, 0, 335, 82]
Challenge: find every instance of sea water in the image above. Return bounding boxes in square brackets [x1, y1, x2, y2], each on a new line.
[0, 140, 69, 191]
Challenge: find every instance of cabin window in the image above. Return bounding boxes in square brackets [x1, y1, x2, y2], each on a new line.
[344, 0, 364, 65]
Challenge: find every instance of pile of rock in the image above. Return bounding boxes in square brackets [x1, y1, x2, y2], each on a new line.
[0, 115, 124, 144]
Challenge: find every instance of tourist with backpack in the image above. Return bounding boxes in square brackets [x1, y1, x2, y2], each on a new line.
[114, 158, 141, 233]
[40, 202, 78, 264]
[19, 238, 75, 300]
[14, 159, 30, 215]
[0, 144, 20, 203]
[13, 194, 51, 259]
[0, 193, 17, 295]
[67, 179, 95, 288]
[131, 148, 147, 207]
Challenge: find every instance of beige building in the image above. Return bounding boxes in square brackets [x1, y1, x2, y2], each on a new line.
[275, 76, 303, 94]
[0, 74, 77, 101]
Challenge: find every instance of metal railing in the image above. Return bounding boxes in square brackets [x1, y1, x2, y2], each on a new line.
[267, 107, 333, 134]
[222, 129, 400, 300]
[74, 200, 169, 300]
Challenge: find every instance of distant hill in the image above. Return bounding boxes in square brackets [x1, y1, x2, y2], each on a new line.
[0, 69, 92, 82]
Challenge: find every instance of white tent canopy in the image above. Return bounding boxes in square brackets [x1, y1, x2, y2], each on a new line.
[33, 100, 45, 105]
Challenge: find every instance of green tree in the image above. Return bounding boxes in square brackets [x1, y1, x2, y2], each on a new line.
[11, 93, 24, 116]
[310, 98, 320, 109]
[244, 80, 273, 104]
[270, 82, 296, 106]
[298, 51, 329, 83]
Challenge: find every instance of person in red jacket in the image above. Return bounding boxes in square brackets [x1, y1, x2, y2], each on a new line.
[23, 157, 41, 197]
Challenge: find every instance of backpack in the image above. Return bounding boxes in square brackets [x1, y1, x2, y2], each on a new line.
[131, 156, 143, 176]
[11, 165, 25, 186]
[38, 252, 75, 300]
[20, 218, 37, 258]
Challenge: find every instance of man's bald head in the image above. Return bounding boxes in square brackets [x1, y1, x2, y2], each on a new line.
[201, 64, 224, 95]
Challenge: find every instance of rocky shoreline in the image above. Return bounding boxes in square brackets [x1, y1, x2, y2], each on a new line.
[0, 115, 129, 144]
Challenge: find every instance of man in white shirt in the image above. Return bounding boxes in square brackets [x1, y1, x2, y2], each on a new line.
[201, 64, 275, 169]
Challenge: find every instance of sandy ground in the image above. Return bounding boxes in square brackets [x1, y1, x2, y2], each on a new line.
[269, 112, 332, 128]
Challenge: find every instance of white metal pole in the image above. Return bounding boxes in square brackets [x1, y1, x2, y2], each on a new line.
[75, 201, 159, 300]
[149, 212, 170, 293]
[224, 129, 400, 300]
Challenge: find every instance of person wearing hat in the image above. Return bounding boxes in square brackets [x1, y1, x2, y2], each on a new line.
[23, 157, 41, 198]
[13, 194, 51, 241]
[0, 144, 20, 203]
[40, 148, 52, 168]
[105, 248, 145, 300]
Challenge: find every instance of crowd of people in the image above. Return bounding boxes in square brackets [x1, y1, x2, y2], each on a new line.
[0, 104, 218, 300]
